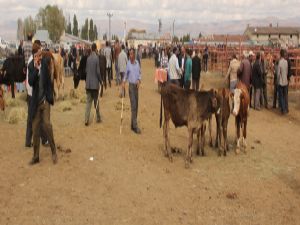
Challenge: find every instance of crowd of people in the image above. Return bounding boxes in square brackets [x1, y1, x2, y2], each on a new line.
[225, 49, 292, 114]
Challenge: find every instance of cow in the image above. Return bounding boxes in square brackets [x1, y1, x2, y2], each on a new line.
[160, 82, 219, 168]
[208, 88, 231, 156]
[232, 81, 250, 154]
[73, 55, 87, 89]
[0, 86, 5, 111]
[0, 56, 26, 98]
[52, 53, 65, 100]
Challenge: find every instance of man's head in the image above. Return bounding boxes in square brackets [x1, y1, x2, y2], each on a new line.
[121, 44, 125, 50]
[256, 52, 261, 61]
[129, 48, 135, 62]
[280, 49, 285, 58]
[20, 40, 23, 46]
[195, 49, 199, 56]
[32, 43, 41, 55]
[106, 41, 109, 47]
[173, 47, 177, 54]
[181, 46, 186, 54]
[232, 53, 237, 60]
[260, 51, 265, 60]
[248, 51, 254, 61]
[27, 33, 33, 42]
[92, 43, 97, 52]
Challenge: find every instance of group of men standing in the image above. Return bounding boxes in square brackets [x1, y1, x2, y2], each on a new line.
[165, 46, 203, 91]
[225, 48, 291, 114]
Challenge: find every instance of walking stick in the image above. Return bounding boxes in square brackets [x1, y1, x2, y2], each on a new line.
[120, 90, 124, 134]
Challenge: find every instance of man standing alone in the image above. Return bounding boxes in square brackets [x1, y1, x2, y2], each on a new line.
[85, 43, 102, 126]
[278, 49, 289, 114]
[192, 49, 201, 90]
[122, 49, 141, 134]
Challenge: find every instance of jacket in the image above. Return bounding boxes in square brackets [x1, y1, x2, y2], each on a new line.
[238, 58, 252, 88]
[118, 50, 128, 73]
[184, 57, 192, 82]
[28, 56, 54, 120]
[252, 60, 264, 89]
[225, 58, 240, 82]
[85, 52, 101, 90]
[192, 55, 201, 80]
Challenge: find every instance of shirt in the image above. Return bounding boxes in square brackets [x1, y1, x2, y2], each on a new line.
[184, 57, 192, 82]
[103, 47, 112, 68]
[278, 58, 288, 86]
[124, 60, 141, 84]
[26, 55, 33, 96]
[168, 54, 181, 80]
[23, 41, 32, 64]
[225, 58, 240, 82]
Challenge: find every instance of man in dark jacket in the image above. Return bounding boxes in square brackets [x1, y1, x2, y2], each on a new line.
[28, 51, 57, 165]
[85, 43, 102, 126]
[252, 52, 264, 110]
[192, 49, 201, 90]
[260, 52, 269, 109]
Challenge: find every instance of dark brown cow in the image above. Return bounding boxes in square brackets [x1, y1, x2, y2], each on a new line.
[232, 81, 250, 154]
[213, 88, 231, 156]
[160, 83, 219, 168]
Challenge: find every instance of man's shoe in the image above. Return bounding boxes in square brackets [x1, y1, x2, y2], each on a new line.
[25, 143, 33, 148]
[52, 154, 58, 164]
[132, 127, 141, 134]
[85, 122, 89, 126]
[96, 118, 102, 123]
[29, 158, 39, 165]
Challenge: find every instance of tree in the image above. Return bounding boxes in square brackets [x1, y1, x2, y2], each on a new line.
[94, 24, 98, 40]
[181, 33, 190, 42]
[23, 16, 37, 40]
[89, 19, 94, 41]
[17, 18, 24, 40]
[36, 5, 65, 42]
[73, 14, 79, 36]
[66, 21, 72, 34]
[172, 36, 179, 43]
[81, 18, 89, 40]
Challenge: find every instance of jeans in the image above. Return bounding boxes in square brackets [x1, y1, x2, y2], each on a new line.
[230, 80, 238, 93]
[184, 80, 191, 90]
[278, 85, 288, 113]
[115, 60, 120, 85]
[129, 83, 139, 129]
[32, 101, 56, 161]
[85, 89, 101, 123]
[254, 88, 262, 109]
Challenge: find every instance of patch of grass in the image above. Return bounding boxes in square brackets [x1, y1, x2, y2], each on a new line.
[6, 107, 26, 124]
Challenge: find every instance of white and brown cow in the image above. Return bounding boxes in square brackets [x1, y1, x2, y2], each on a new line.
[52, 53, 65, 100]
[232, 81, 250, 154]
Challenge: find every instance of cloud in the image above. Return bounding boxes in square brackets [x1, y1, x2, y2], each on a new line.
[0, 0, 299, 39]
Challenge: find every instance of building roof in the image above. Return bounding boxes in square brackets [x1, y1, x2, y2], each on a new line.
[198, 34, 249, 43]
[60, 33, 92, 45]
[245, 26, 300, 35]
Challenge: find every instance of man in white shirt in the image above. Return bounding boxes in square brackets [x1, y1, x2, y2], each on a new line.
[168, 47, 182, 86]
[103, 41, 113, 87]
[278, 49, 289, 114]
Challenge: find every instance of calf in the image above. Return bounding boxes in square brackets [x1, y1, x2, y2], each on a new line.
[232, 82, 249, 154]
[52, 53, 65, 100]
[160, 83, 219, 168]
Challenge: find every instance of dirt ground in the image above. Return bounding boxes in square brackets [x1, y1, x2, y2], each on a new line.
[1, 59, 300, 225]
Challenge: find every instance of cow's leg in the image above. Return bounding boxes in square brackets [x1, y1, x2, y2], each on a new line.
[236, 117, 241, 154]
[215, 115, 220, 148]
[201, 124, 206, 156]
[208, 116, 213, 147]
[196, 128, 201, 156]
[243, 120, 247, 152]
[62, 76, 65, 100]
[223, 120, 229, 156]
[186, 128, 194, 168]
[163, 118, 172, 162]
[11, 81, 15, 98]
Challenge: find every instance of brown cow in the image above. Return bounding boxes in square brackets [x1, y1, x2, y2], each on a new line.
[52, 53, 65, 100]
[160, 83, 219, 168]
[214, 88, 231, 156]
[232, 81, 250, 154]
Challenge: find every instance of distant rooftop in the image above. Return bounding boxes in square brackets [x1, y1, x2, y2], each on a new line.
[245, 25, 300, 35]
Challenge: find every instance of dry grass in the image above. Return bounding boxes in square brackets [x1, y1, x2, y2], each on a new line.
[6, 107, 26, 124]
[58, 101, 72, 112]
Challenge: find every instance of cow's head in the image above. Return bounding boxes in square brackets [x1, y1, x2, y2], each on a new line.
[210, 89, 220, 113]
[232, 88, 243, 116]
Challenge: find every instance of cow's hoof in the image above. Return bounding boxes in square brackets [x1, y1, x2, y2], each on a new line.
[209, 142, 213, 147]
[201, 151, 205, 157]
[224, 151, 227, 157]
[190, 158, 193, 163]
[196, 150, 200, 156]
[218, 151, 222, 157]
[235, 148, 240, 154]
[185, 161, 190, 169]
[168, 156, 173, 163]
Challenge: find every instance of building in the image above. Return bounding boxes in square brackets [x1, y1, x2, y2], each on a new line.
[196, 34, 251, 46]
[60, 32, 92, 51]
[127, 29, 171, 48]
[244, 24, 300, 47]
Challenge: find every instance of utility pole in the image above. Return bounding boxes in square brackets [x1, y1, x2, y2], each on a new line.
[107, 12, 113, 41]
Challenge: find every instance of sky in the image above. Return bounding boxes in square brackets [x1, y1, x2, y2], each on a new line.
[0, 0, 300, 39]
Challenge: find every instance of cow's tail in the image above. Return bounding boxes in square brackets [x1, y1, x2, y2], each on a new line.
[160, 93, 163, 128]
